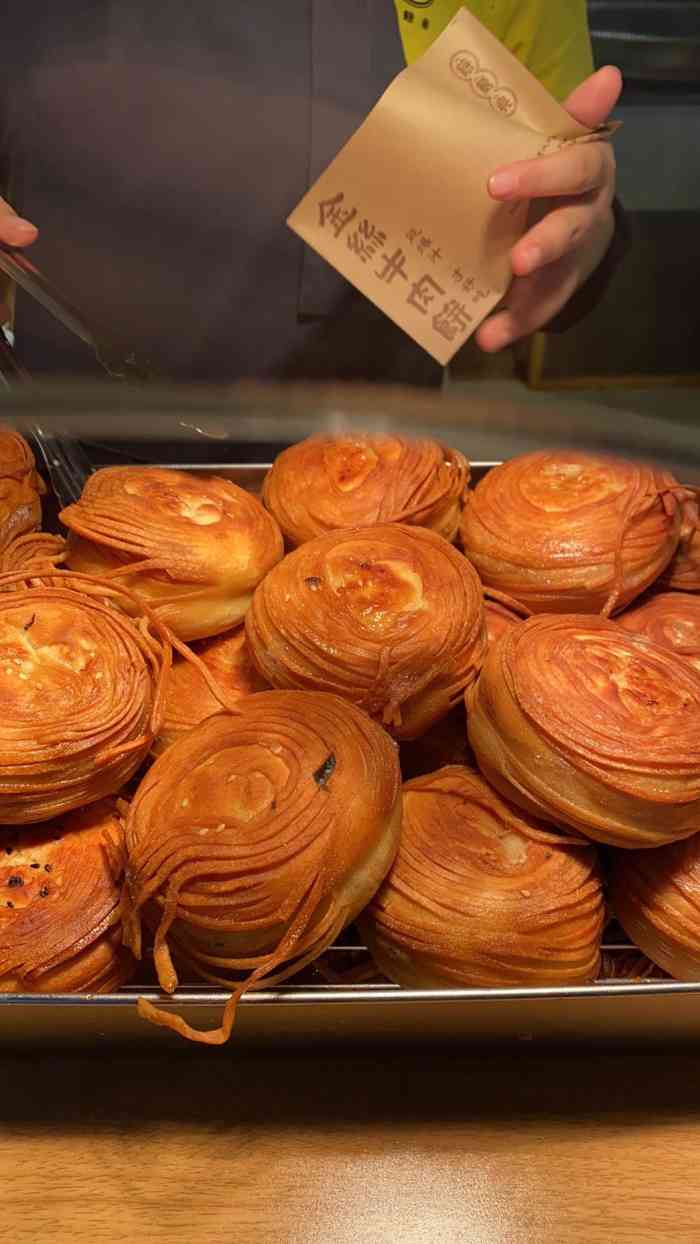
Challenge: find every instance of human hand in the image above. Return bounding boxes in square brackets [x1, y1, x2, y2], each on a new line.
[0, 197, 37, 248]
[476, 65, 622, 353]
[0, 198, 38, 326]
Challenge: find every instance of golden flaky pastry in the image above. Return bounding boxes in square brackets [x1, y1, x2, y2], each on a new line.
[0, 800, 135, 992]
[618, 591, 700, 675]
[658, 493, 700, 591]
[153, 626, 269, 757]
[360, 766, 603, 988]
[262, 435, 469, 547]
[468, 614, 700, 849]
[598, 947, 664, 981]
[0, 425, 44, 551]
[0, 530, 67, 576]
[611, 834, 700, 981]
[245, 523, 485, 740]
[484, 591, 529, 648]
[0, 571, 175, 823]
[60, 466, 284, 641]
[460, 451, 686, 615]
[123, 691, 402, 1044]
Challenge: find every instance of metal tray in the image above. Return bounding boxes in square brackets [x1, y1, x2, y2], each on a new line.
[2, 458, 698, 1050]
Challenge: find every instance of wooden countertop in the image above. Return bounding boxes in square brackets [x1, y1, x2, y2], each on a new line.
[2, 1046, 698, 1243]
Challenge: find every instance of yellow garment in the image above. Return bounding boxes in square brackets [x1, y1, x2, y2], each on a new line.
[393, 0, 593, 101]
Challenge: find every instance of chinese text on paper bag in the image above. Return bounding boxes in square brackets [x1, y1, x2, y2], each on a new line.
[288, 8, 617, 365]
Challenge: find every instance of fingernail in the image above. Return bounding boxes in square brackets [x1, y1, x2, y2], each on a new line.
[520, 245, 542, 273]
[481, 326, 511, 353]
[489, 333, 511, 353]
[488, 171, 516, 198]
[6, 218, 36, 240]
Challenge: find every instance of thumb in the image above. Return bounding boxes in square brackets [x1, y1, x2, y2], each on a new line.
[563, 65, 623, 129]
[0, 196, 38, 248]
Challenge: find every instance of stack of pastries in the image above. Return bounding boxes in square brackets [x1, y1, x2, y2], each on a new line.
[0, 426, 45, 553]
[0, 422, 698, 1044]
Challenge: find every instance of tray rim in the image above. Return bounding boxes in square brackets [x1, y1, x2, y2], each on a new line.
[3, 978, 700, 1008]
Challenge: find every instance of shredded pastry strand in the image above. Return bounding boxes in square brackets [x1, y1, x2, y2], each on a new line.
[124, 689, 402, 1045]
[245, 522, 486, 740]
[467, 613, 700, 848]
[484, 590, 530, 648]
[153, 626, 269, 757]
[0, 568, 241, 823]
[60, 465, 284, 640]
[0, 425, 45, 553]
[460, 450, 687, 615]
[262, 435, 469, 547]
[0, 530, 67, 578]
[657, 490, 700, 591]
[618, 590, 700, 674]
[611, 833, 700, 980]
[360, 765, 604, 988]
[0, 799, 135, 992]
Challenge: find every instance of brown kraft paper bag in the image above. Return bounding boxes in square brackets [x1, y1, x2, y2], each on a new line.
[287, 7, 617, 365]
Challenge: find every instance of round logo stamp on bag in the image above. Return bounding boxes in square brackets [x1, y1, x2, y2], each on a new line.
[471, 68, 497, 99]
[490, 86, 517, 118]
[449, 50, 479, 82]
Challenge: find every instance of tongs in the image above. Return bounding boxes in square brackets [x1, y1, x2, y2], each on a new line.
[0, 242, 153, 382]
[0, 241, 155, 502]
[30, 427, 93, 510]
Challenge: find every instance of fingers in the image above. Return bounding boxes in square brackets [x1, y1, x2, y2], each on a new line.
[488, 63, 621, 205]
[0, 197, 38, 247]
[478, 201, 615, 352]
[489, 141, 611, 202]
[510, 198, 606, 277]
[477, 65, 623, 355]
[564, 65, 623, 129]
[475, 263, 580, 353]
